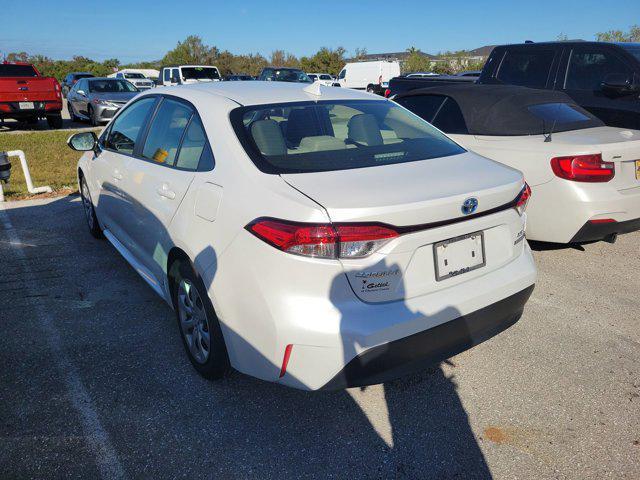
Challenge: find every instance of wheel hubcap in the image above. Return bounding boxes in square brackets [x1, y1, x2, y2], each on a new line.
[81, 180, 94, 229]
[177, 279, 211, 364]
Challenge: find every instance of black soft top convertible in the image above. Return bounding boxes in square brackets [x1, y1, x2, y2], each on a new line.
[395, 84, 604, 136]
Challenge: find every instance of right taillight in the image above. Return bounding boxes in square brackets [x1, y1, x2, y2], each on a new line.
[550, 153, 614, 182]
[247, 219, 398, 259]
[515, 182, 532, 216]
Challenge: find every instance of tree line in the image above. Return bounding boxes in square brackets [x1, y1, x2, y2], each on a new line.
[3, 25, 638, 81]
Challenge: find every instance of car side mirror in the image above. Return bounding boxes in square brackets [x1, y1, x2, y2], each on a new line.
[67, 131, 98, 151]
[77, 90, 86, 96]
[601, 73, 639, 95]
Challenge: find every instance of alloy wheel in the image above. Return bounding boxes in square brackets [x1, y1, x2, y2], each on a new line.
[177, 278, 211, 364]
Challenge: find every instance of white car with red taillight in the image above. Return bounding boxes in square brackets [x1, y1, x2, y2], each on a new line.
[67, 81, 536, 390]
[394, 84, 640, 244]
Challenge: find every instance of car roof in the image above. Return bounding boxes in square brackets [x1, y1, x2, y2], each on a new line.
[495, 40, 636, 49]
[397, 83, 603, 136]
[158, 81, 380, 106]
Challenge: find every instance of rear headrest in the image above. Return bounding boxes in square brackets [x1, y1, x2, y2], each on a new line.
[285, 107, 334, 146]
[251, 119, 286, 156]
[298, 135, 346, 152]
[348, 114, 383, 147]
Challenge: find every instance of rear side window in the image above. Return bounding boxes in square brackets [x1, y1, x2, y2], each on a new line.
[163, 69, 170, 82]
[565, 49, 633, 91]
[232, 100, 465, 174]
[396, 95, 468, 134]
[175, 116, 208, 170]
[497, 49, 555, 88]
[142, 99, 192, 165]
[105, 97, 156, 154]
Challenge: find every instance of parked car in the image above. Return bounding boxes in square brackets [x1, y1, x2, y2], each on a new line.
[67, 77, 139, 126]
[224, 74, 254, 81]
[62, 72, 94, 97]
[478, 41, 640, 129]
[387, 74, 476, 97]
[307, 73, 340, 86]
[66, 81, 536, 390]
[395, 84, 640, 243]
[456, 70, 482, 77]
[114, 72, 155, 90]
[337, 61, 400, 93]
[406, 72, 439, 78]
[158, 65, 222, 86]
[258, 67, 312, 83]
[0, 61, 63, 128]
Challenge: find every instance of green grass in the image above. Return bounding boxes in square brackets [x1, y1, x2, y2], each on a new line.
[0, 129, 98, 199]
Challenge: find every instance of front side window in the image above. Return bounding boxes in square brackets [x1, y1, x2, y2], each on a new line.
[338, 69, 346, 79]
[233, 100, 465, 173]
[163, 69, 170, 82]
[89, 79, 138, 93]
[105, 97, 156, 154]
[497, 49, 555, 88]
[142, 99, 192, 165]
[565, 49, 633, 91]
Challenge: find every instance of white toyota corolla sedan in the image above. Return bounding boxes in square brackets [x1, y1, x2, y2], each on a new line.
[67, 82, 536, 390]
[395, 84, 640, 244]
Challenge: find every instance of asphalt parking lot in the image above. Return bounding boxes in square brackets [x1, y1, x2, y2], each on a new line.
[0, 195, 638, 479]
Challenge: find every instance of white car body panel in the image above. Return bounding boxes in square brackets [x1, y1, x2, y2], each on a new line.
[77, 82, 536, 390]
[337, 61, 401, 89]
[449, 126, 640, 243]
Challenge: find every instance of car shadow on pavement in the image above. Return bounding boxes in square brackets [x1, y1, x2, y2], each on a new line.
[0, 193, 493, 479]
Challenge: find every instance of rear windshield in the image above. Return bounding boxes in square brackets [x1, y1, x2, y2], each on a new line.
[267, 69, 312, 83]
[231, 100, 465, 174]
[125, 73, 145, 79]
[527, 103, 591, 124]
[0, 64, 38, 77]
[89, 79, 138, 93]
[181, 67, 220, 80]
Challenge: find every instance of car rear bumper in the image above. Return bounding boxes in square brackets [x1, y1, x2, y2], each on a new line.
[321, 284, 534, 390]
[526, 180, 640, 243]
[570, 217, 640, 243]
[0, 100, 62, 118]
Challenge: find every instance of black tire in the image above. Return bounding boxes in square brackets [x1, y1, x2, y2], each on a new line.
[68, 102, 77, 122]
[88, 106, 99, 126]
[171, 259, 230, 379]
[26, 116, 39, 125]
[80, 174, 103, 239]
[46, 114, 63, 129]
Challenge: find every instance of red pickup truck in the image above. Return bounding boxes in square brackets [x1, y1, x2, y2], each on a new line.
[0, 62, 63, 128]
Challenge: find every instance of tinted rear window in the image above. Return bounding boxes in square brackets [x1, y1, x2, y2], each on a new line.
[528, 103, 590, 124]
[231, 100, 465, 174]
[497, 50, 554, 88]
[0, 64, 38, 77]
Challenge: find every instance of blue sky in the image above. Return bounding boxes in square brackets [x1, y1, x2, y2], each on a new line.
[2, 0, 639, 62]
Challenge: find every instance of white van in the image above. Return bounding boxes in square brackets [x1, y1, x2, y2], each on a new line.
[158, 65, 222, 86]
[337, 61, 401, 91]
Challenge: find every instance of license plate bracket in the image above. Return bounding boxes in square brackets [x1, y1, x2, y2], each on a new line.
[433, 231, 486, 281]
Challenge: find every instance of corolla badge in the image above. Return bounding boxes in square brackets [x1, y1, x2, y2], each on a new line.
[461, 197, 478, 215]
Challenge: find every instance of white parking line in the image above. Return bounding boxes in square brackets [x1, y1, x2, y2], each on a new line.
[0, 204, 126, 480]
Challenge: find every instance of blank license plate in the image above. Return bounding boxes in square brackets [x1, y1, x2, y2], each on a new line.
[434, 232, 485, 281]
[18, 102, 34, 109]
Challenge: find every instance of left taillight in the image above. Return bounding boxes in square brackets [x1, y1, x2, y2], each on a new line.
[515, 183, 531, 216]
[247, 219, 399, 259]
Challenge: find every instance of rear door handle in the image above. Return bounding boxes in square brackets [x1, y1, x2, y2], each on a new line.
[157, 184, 176, 200]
